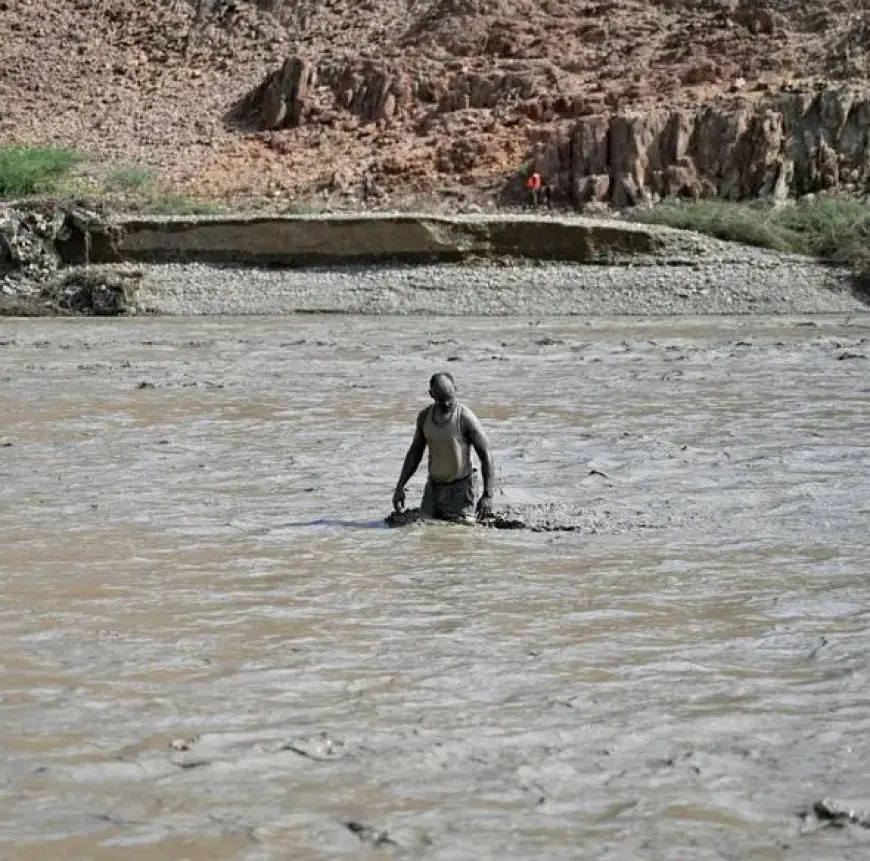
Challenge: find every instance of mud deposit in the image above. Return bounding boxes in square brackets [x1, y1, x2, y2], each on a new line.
[1, 314, 870, 861]
[385, 507, 589, 531]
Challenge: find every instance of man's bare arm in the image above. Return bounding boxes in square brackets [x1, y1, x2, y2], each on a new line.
[462, 408, 494, 496]
[395, 411, 427, 493]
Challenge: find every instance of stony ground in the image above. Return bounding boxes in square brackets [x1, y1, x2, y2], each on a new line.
[115, 253, 868, 316]
[2, 199, 867, 317]
[2, 0, 868, 208]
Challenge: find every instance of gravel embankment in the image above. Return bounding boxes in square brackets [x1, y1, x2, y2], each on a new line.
[3, 202, 868, 316]
[128, 250, 867, 316]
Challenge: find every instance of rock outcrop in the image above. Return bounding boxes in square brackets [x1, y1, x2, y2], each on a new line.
[0, 202, 139, 316]
[229, 57, 413, 129]
[2, 0, 870, 206]
[66, 211, 674, 266]
[0, 205, 65, 288]
[232, 56, 870, 208]
[1, 200, 115, 284]
[525, 87, 870, 208]
[229, 55, 551, 130]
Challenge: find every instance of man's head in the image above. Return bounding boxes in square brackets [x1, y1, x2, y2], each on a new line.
[429, 372, 456, 406]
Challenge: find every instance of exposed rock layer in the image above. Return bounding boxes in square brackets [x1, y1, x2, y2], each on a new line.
[0, 202, 139, 316]
[531, 87, 870, 208]
[61, 212, 669, 265]
[2, 0, 869, 206]
[236, 50, 870, 207]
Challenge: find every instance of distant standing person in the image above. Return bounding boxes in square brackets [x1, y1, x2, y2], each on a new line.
[525, 170, 543, 208]
[392, 373, 495, 523]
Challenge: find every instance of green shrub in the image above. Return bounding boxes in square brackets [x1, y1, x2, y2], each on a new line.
[634, 197, 870, 276]
[0, 146, 82, 198]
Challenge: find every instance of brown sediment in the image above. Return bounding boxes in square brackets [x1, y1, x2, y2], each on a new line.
[1, 314, 869, 859]
[384, 507, 580, 531]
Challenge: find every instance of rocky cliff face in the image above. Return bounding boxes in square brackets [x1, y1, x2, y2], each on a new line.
[235, 48, 870, 208]
[2, 0, 869, 208]
[531, 87, 870, 208]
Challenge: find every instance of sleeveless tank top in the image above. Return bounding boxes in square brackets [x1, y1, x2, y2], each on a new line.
[423, 402, 472, 484]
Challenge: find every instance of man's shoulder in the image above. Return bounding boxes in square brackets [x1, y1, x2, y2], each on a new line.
[416, 405, 432, 425]
[459, 402, 483, 430]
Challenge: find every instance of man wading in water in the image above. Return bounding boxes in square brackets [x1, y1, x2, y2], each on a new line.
[392, 373, 495, 523]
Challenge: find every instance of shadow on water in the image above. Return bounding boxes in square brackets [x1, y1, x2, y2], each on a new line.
[279, 517, 390, 530]
[228, 513, 455, 536]
[230, 510, 547, 536]
[257, 511, 486, 532]
[272, 512, 533, 532]
[277, 515, 480, 530]
[225, 517, 393, 536]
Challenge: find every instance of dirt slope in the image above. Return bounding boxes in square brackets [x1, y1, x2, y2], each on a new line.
[1, 0, 867, 208]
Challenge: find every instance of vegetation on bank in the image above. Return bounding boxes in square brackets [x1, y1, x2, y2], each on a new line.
[2, 145, 869, 278]
[0, 145, 224, 214]
[0, 147, 82, 197]
[632, 198, 870, 277]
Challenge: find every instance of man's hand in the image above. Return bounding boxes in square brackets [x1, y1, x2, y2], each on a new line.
[392, 486, 406, 513]
[476, 491, 493, 522]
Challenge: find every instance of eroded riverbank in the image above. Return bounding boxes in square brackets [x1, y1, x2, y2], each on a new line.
[3, 203, 869, 317]
[1, 314, 869, 860]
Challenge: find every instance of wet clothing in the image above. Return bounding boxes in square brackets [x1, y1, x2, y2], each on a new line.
[421, 471, 477, 522]
[418, 401, 482, 522]
[422, 402, 473, 484]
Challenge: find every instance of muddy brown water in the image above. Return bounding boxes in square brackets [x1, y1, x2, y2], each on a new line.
[1, 314, 869, 860]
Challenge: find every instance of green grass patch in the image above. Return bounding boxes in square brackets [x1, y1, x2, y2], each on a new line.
[0, 150, 226, 215]
[0, 146, 83, 198]
[107, 166, 156, 191]
[633, 197, 870, 275]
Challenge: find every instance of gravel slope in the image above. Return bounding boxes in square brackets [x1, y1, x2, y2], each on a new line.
[129, 253, 867, 317]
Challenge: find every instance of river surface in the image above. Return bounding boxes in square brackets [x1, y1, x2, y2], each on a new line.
[1, 314, 869, 861]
